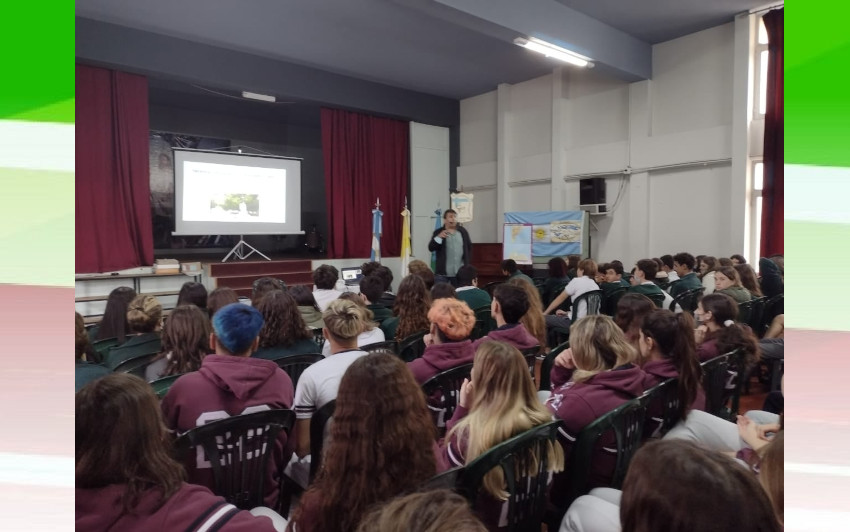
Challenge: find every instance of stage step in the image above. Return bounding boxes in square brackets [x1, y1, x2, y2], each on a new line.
[207, 259, 315, 298]
[214, 272, 315, 290]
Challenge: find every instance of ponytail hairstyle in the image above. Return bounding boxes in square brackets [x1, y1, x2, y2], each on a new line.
[640, 310, 701, 419]
[700, 293, 760, 369]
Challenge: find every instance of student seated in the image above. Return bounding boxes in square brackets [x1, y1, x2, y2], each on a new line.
[560, 439, 781, 532]
[161, 303, 295, 507]
[734, 263, 764, 298]
[472, 284, 538, 351]
[89, 286, 136, 344]
[410, 297, 476, 385]
[500, 258, 534, 286]
[613, 294, 656, 353]
[251, 276, 285, 307]
[176, 281, 208, 311]
[252, 290, 321, 360]
[637, 310, 705, 437]
[455, 265, 492, 310]
[288, 353, 446, 532]
[507, 277, 548, 353]
[408, 259, 436, 290]
[758, 257, 784, 298]
[356, 489, 487, 532]
[698, 256, 718, 295]
[381, 274, 431, 341]
[693, 293, 760, 366]
[430, 282, 457, 300]
[320, 293, 385, 356]
[104, 294, 163, 370]
[76, 312, 108, 392]
[374, 265, 397, 308]
[359, 275, 394, 324]
[76, 373, 284, 532]
[207, 286, 239, 319]
[544, 315, 645, 499]
[659, 254, 680, 283]
[628, 259, 676, 310]
[540, 257, 570, 309]
[441, 341, 564, 530]
[714, 265, 753, 303]
[145, 305, 211, 381]
[289, 285, 325, 330]
[670, 252, 701, 297]
[543, 259, 601, 329]
[312, 264, 344, 311]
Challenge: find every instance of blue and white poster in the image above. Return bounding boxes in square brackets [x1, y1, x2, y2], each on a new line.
[504, 211, 585, 257]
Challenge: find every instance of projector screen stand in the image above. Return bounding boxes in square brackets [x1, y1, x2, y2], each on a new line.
[222, 236, 271, 262]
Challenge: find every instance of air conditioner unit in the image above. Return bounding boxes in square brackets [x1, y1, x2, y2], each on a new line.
[579, 203, 608, 215]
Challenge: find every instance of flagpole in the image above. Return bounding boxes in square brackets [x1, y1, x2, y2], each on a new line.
[401, 196, 411, 278]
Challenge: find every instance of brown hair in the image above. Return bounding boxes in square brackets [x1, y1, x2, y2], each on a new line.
[700, 256, 718, 274]
[289, 284, 321, 311]
[758, 431, 784, 525]
[393, 275, 431, 340]
[75, 312, 95, 362]
[207, 287, 239, 318]
[76, 374, 185, 513]
[548, 257, 568, 278]
[507, 277, 546, 350]
[620, 439, 780, 532]
[337, 292, 378, 329]
[577, 258, 597, 278]
[312, 265, 339, 290]
[176, 281, 208, 309]
[408, 260, 435, 290]
[152, 305, 211, 376]
[290, 353, 437, 532]
[614, 293, 656, 350]
[257, 290, 313, 348]
[640, 310, 701, 420]
[715, 266, 743, 288]
[126, 294, 162, 334]
[96, 286, 136, 342]
[356, 489, 487, 532]
[734, 264, 763, 297]
[699, 294, 760, 368]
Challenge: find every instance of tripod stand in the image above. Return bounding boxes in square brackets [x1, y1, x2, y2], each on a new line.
[221, 235, 271, 262]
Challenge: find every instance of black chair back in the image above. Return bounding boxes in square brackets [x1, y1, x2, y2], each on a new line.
[150, 373, 183, 398]
[483, 281, 505, 297]
[422, 363, 474, 433]
[421, 467, 463, 491]
[361, 340, 399, 354]
[311, 328, 326, 350]
[641, 377, 681, 439]
[519, 345, 542, 385]
[701, 349, 744, 421]
[671, 287, 704, 313]
[762, 294, 783, 330]
[459, 420, 561, 531]
[471, 306, 495, 340]
[747, 297, 767, 336]
[570, 290, 603, 322]
[398, 330, 428, 362]
[112, 352, 158, 378]
[602, 287, 627, 316]
[539, 341, 569, 392]
[646, 292, 666, 308]
[271, 353, 323, 388]
[174, 409, 295, 511]
[309, 400, 336, 481]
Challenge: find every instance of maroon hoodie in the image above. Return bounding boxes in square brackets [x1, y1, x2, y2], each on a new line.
[408, 340, 476, 385]
[75, 483, 279, 532]
[545, 363, 646, 501]
[642, 358, 706, 437]
[161, 354, 295, 507]
[472, 323, 538, 352]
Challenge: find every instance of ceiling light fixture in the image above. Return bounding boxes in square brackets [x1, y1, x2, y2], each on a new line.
[513, 37, 591, 68]
[242, 91, 276, 103]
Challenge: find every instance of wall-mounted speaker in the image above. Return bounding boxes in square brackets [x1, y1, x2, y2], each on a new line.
[579, 177, 606, 206]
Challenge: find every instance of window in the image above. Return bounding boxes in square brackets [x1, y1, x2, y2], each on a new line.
[748, 161, 764, 263]
[753, 17, 769, 118]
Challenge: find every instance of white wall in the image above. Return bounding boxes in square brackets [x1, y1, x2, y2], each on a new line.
[410, 123, 450, 268]
[458, 22, 750, 267]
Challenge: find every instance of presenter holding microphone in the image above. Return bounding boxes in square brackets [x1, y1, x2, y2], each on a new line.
[428, 209, 472, 287]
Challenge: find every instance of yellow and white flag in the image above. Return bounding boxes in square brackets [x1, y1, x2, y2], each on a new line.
[400, 206, 411, 276]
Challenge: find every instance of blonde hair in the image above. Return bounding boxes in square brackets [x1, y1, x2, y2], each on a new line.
[507, 277, 547, 350]
[126, 294, 163, 333]
[337, 292, 377, 331]
[447, 341, 564, 499]
[356, 489, 486, 532]
[570, 315, 637, 382]
[323, 299, 365, 342]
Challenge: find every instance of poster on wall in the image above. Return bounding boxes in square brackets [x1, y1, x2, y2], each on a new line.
[504, 211, 585, 257]
[450, 192, 473, 223]
[502, 223, 533, 264]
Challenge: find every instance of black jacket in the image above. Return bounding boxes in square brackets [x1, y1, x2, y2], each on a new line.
[428, 225, 472, 276]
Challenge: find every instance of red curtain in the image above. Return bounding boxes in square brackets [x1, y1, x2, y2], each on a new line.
[321, 108, 409, 258]
[76, 65, 154, 273]
[760, 9, 784, 257]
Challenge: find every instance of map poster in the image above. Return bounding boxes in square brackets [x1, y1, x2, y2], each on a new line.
[502, 223, 533, 265]
[451, 192, 474, 223]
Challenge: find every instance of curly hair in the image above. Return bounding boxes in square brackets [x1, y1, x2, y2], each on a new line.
[256, 290, 312, 348]
[393, 275, 431, 340]
[152, 305, 211, 376]
[290, 353, 437, 532]
[507, 277, 546, 351]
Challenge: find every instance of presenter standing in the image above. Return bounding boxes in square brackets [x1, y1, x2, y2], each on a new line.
[428, 209, 472, 287]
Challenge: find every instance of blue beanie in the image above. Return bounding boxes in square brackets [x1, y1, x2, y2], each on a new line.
[212, 303, 264, 354]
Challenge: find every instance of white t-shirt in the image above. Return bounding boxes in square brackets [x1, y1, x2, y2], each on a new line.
[313, 288, 344, 311]
[320, 327, 385, 357]
[293, 349, 368, 419]
[565, 276, 600, 319]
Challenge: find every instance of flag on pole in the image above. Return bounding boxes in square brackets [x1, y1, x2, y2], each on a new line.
[371, 198, 383, 262]
[431, 207, 442, 271]
[400, 199, 411, 276]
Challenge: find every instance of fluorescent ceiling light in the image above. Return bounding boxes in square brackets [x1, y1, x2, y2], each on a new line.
[514, 37, 591, 68]
[242, 91, 276, 102]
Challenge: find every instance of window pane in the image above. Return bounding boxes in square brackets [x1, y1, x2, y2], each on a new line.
[754, 196, 763, 258]
[758, 18, 769, 45]
[759, 51, 769, 115]
[754, 162, 764, 190]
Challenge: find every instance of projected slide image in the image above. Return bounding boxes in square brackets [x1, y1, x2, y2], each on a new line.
[183, 161, 286, 224]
